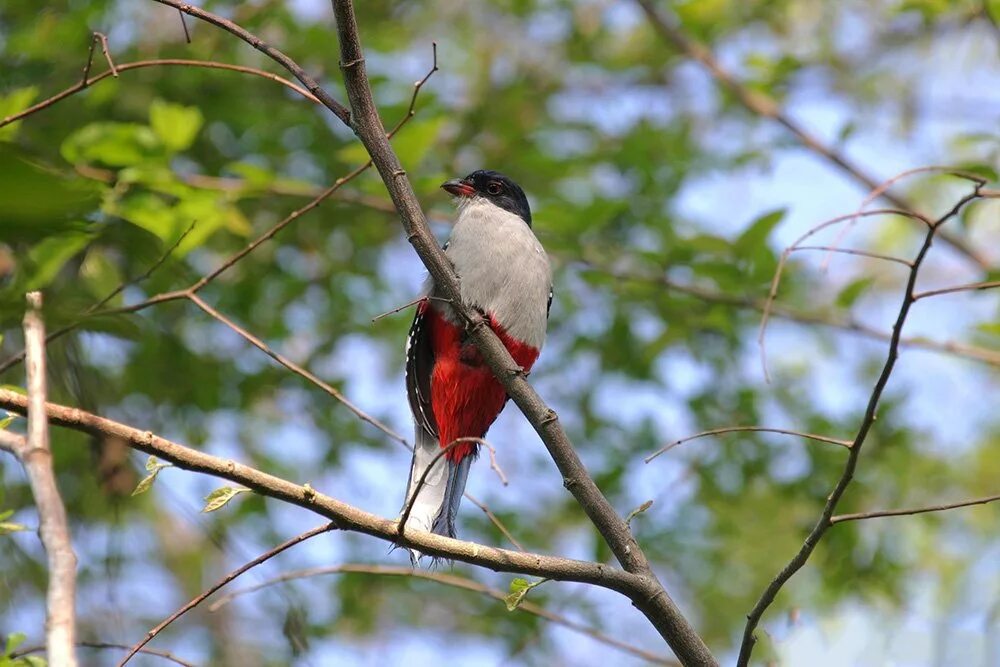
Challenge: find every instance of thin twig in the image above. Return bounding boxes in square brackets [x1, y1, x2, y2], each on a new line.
[12, 642, 195, 667]
[463, 492, 525, 551]
[206, 564, 678, 666]
[758, 207, 933, 381]
[186, 292, 407, 446]
[793, 245, 913, 268]
[736, 184, 986, 667]
[398, 437, 505, 536]
[118, 523, 336, 666]
[593, 264, 1000, 368]
[150, 0, 351, 123]
[1, 58, 321, 130]
[634, 0, 990, 270]
[93, 32, 118, 78]
[22, 293, 78, 667]
[645, 426, 851, 463]
[830, 493, 1000, 524]
[371, 297, 425, 324]
[177, 9, 191, 43]
[913, 279, 1000, 301]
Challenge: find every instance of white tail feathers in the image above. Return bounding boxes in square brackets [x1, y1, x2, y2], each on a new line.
[400, 428, 473, 561]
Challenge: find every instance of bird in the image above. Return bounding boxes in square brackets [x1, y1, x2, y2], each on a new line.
[400, 169, 552, 552]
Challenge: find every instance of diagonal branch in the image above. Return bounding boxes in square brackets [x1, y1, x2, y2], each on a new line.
[0, 388, 641, 593]
[149, 0, 350, 124]
[328, 2, 715, 664]
[634, 0, 990, 270]
[118, 523, 337, 666]
[736, 184, 986, 666]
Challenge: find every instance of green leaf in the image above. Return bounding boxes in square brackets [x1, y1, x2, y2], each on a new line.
[3, 632, 26, 657]
[202, 486, 250, 513]
[503, 577, 547, 611]
[61, 122, 164, 167]
[955, 163, 998, 183]
[149, 99, 204, 152]
[0, 414, 14, 430]
[0, 87, 39, 141]
[0, 147, 102, 240]
[835, 276, 875, 309]
[0, 519, 27, 535]
[19, 231, 93, 291]
[736, 208, 786, 253]
[131, 456, 173, 496]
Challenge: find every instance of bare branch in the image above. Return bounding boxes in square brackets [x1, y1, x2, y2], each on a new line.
[207, 564, 679, 666]
[592, 264, 1000, 368]
[645, 427, 851, 463]
[792, 245, 913, 268]
[21, 293, 78, 667]
[12, 642, 195, 667]
[1, 58, 321, 130]
[463, 492, 525, 552]
[830, 493, 1000, 524]
[913, 279, 1000, 301]
[149, 0, 351, 123]
[329, 3, 715, 662]
[736, 184, 986, 667]
[758, 207, 932, 381]
[634, 0, 990, 270]
[0, 388, 642, 592]
[118, 523, 336, 666]
[186, 292, 407, 448]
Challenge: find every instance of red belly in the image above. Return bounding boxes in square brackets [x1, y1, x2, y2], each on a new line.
[425, 307, 539, 461]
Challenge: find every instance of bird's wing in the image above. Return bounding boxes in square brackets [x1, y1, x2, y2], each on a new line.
[405, 301, 438, 440]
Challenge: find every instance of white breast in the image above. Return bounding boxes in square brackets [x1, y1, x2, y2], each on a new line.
[434, 199, 551, 350]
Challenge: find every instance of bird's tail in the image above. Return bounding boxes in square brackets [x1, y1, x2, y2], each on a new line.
[400, 428, 473, 558]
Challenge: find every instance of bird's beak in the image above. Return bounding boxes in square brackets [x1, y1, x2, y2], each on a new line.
[441, 178, 475, 197]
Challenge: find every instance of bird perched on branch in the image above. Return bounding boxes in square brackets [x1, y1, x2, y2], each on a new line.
[401, 170, 552, 552]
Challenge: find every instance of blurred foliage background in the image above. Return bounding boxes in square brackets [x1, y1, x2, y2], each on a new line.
[1, 0, 999, 665]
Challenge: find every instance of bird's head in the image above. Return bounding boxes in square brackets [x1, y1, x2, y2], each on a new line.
[441, 170, 532, 226]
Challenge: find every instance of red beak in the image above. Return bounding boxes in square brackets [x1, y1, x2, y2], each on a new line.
[441, 178, 475, 197]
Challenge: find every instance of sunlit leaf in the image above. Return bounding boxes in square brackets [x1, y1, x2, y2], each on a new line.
[0, 87, 39, 141]
[149, 99, 204, 152]
[202, 486, 251, 513]
[61, 122, 164, 167]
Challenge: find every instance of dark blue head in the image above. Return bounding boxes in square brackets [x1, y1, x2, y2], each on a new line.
[441, 169, 532, 226]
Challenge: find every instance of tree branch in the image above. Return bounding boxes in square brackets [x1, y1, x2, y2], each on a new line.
[328, 2, 715, 663]
[0, 58, 321, 130]
[634, 0, 990, 270]
[0, 388, 641, 593]
[830, 493, 1000, 524]
[20, 293, 78, 667]
[592, 264, 1000, 368]
[149, 0, 350, 124]
[208, 564, 679, 666]
[736, 184, 986, 666]
[12, 641, 195, 667]
[118, 523, 336, 666]
[645, 426, 851, 463]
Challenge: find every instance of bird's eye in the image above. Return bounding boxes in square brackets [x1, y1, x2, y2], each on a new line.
[486, 182, 503, 195]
